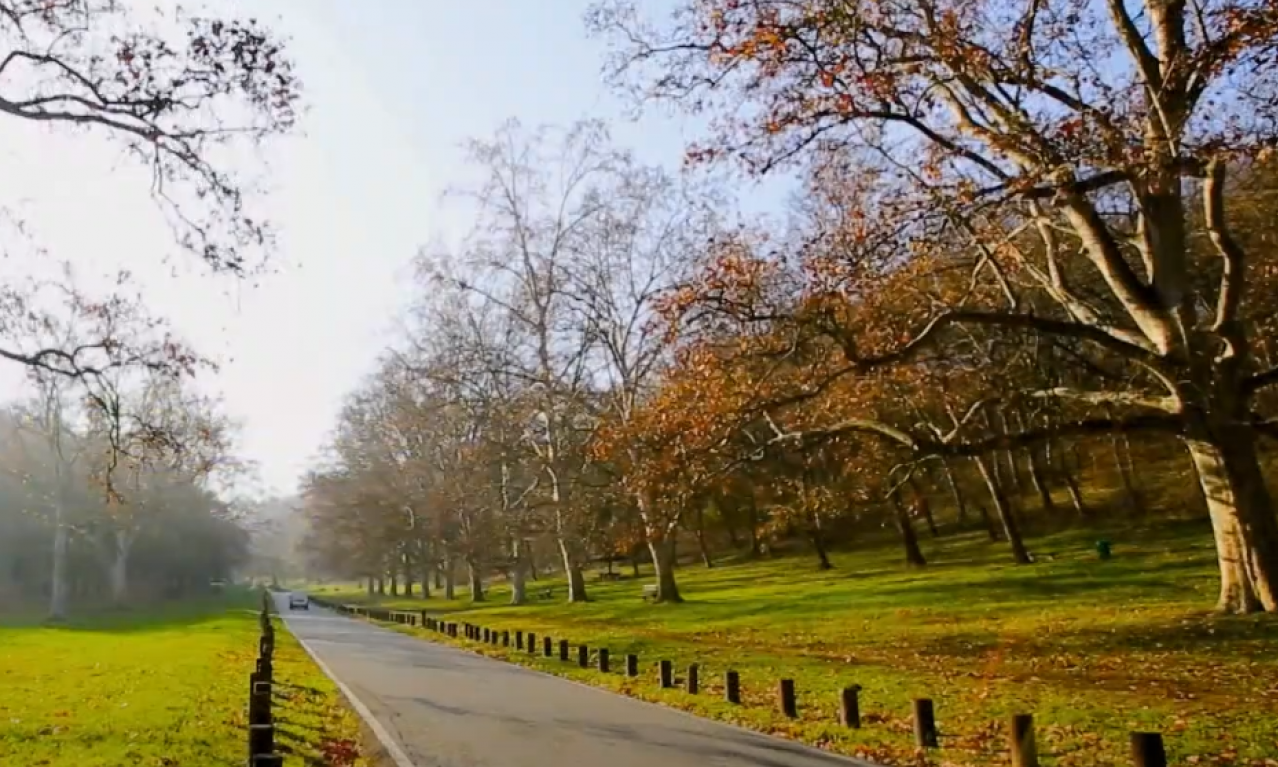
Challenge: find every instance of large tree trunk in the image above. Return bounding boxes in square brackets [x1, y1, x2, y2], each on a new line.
[1111, 429, 1145, 514]
[467, 559, 485, 602]
[907, 477, 939, 537]
[376, 576, 385, 595]
[1185, 428, 1278, 613]
[648, 534, 683, 602]
[747, 499, 762, 558]
[509, 539, 527, 606]
[109, 530, 133, 607]
[49, 504, 69, 622]
[389, 572, 399, 596]
[975, 455, 1032, 564]
[891, 493, 927, 566]
[557, 539, 588, 602]
[807, 510, 833, 570]
[366, 576, 375, 596]
[443, 553, 456, 600]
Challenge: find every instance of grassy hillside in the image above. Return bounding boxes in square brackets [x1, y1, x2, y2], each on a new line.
[310, 520, 1278, 767]
[0, 593, 367, 766]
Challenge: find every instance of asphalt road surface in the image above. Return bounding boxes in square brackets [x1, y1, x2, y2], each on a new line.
[276, 595, 874, 767]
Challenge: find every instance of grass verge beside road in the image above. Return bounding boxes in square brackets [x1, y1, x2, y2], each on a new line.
[0, 592, 367, 767]
[311, 520, 1278, 767]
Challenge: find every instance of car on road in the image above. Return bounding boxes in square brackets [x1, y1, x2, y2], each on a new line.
[287, 592, 309, 610]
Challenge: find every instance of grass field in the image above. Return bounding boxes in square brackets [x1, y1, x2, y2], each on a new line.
[0, 592, 367, 767]
[309, 519, 1278, 767]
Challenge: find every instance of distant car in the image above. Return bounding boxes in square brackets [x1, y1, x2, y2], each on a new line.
[287, 592, 309, 610]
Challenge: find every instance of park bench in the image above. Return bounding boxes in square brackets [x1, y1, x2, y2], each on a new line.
[641, 584, 658, 602]
[537, 586, 554, 600]
[596, 571, 622, 581]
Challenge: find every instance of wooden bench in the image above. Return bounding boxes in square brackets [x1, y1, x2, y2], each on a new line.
[641, 584, 659, 602]
[537, 586, 555, 600]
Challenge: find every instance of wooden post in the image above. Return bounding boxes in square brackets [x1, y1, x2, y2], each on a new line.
[724, 670, 740, 704]
[516, 631, 524, 650]
[527, 632, 536, 653]
[578, 644, 589, 667]
[599, 648, 610, 673]
[1130, 733, 1166, 767]
[483, 627, 490, 642]
[659, 659, 673, 688]
[251, 755, 285, 766]
[1010, 714, 1038, 767]
[687, 664, 699, 694]
[420, 611, 428, 628]
[543, 636, 552, 657]
[502, 630, 510, 647]
[777, 679, 797, 718]
[626, 654, 638, 677]
[247, 723, 274, 758]
[839, 685, 862, 728]
[913, 698, 938, 748]
[559, 639, 569, 661]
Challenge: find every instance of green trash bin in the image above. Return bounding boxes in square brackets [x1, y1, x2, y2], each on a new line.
[1096, 539, 1112, 560]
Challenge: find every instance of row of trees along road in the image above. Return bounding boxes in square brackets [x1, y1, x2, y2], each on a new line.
[0, 0, 300, 620]
[302, 0, 1278, 615]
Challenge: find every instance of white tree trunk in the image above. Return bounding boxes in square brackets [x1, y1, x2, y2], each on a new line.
[557, 538, 587, 603]
[509, 540, 527, 605]
[1185, 428, 1278, 613]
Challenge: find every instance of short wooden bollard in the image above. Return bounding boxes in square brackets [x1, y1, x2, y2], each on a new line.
[840, 685, 862, 728]
[502, 630, 510, 647]
[578, 645, 589, 667]
[559, 639, 569, 661]
[1010, 714, 1037, 767]
[527, 632, 536, 654]
[777, 679, 797, 718]
[543, 636, 552, 657]
[516, 631, 524, 650]
[913, 698, 938, 748]
[1130, 732, 1166, 767]
[483, 627, 490, 642]
[251, 755, 284, 766]
[686, 664, 699, 694]
[599, 648, 610, 673]
[420, 611, 428, 628]
[659, 659, 673, 688]
[625, 654, 638, 677]
[724, 670, 740, 704]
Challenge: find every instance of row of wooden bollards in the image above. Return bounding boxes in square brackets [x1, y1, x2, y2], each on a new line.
[248, 592, 284, 767]
[315, 601, 1171, 767]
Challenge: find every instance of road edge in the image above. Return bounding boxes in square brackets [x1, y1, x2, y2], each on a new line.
[278, 610, 417, 767]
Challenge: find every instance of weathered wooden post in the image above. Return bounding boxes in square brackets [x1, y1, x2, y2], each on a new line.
[578, 644, 589, 667]
[659, 660, 673, 688]
[1010, 714, 1038, 767]
[1130, 733, 1167, 767]
[777, 679, 797, 718]
[543, 636, 552, 657]
[839, 685, 862, 728]
[686, 664, 699, 694]
[724, 670, 740, 704]
[502, 630, 510, 647]
[516, 631, 524, 650]
[598, 648, 610, 673]
[625, 654, 638, 677]
[913, 698, 938, 748]
[558, 639, 569, 661]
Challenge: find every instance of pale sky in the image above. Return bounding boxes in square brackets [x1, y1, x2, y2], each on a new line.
[0, 0, 784, 497]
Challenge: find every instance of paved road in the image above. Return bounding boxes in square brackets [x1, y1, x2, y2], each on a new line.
[275, 595, 872, 767]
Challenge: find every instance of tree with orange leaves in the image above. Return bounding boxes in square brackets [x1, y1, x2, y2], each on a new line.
[593, 0, 1278, 612]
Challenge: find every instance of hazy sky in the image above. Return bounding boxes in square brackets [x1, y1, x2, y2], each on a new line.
[0, 0, 782, 497]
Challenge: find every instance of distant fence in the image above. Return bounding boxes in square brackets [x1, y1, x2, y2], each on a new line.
[247, 591, 283, 767]
[305, 595, 1170, 767]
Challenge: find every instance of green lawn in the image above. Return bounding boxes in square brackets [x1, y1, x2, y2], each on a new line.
[0, 592, 367, 766]
[311, 519, 1278, 767]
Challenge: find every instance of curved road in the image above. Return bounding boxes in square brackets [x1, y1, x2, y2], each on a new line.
[275, 595, 873, 767]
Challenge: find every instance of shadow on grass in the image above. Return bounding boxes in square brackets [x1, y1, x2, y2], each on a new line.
[0, 589, 262, 634]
